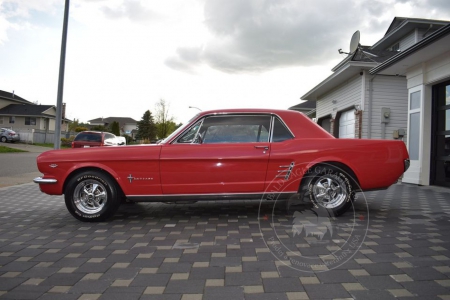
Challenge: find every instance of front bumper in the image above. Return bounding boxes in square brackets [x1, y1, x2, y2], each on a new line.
[33, 177, 58, 184]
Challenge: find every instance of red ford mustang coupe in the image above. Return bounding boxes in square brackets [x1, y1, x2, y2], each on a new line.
[34, 109, 409, 222]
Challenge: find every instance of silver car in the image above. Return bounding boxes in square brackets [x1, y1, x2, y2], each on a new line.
[0, 128, 20, 143]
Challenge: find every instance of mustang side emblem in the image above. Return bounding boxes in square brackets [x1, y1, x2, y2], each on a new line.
[49, 164, 58, 168]
[128, 174, 153, 183]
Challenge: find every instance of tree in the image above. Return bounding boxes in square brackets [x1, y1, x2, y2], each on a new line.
[154, 99, 175, 139]
[91, 125, 110, 132]
[136, 110, 156, 142]
[111, 121, 120, 136]
[157, 121, 182, 138]
[69, 118, 89, 132]
[75, 126, 88, 132]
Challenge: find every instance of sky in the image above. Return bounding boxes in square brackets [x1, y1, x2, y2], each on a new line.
[1, 0, 450, 125]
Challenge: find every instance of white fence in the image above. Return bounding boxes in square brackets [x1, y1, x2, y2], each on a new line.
[15, 129, 76, 144]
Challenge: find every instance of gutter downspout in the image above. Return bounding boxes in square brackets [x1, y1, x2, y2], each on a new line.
[368, 75, 377, 139]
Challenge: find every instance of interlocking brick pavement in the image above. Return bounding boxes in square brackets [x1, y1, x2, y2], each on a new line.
[0, 183, 449, 299]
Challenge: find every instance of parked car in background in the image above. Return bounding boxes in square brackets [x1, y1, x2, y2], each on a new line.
[71, 131, 121, 148]
[0, 128, 20, 143]
[34, 109, 410, 222]
[116, 136, 126, 145]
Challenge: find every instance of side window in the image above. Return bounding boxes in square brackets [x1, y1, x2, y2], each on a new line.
[74, 133, 87, 141]
[177, 120, 202, 143]
[201, 115, 271, 144]
[272, 117, 293, 142]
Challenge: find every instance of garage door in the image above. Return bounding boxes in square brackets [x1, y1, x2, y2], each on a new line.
[339, 110, 355, 138]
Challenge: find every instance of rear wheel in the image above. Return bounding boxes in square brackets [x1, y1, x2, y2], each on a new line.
[64, 171, 120, 222]
[306, 166, 354, 216]
[0, 137, 7, 143]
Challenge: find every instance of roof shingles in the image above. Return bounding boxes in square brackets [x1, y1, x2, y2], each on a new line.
[0, 104, 55, 117]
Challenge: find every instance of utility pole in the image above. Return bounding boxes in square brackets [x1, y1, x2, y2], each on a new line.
[54, 0, 70, 149]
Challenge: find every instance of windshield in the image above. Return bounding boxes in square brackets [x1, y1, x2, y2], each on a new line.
[159, 113, 200, 144]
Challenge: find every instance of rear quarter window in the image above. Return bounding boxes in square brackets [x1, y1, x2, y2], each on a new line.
[74, 133, 102, 142]
[272, 118, 294, 142]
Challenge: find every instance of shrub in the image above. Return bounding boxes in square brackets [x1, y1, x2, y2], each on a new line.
[61, 136, 75, 147]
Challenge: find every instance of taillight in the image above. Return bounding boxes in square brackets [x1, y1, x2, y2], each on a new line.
[71, 142, 74, 148]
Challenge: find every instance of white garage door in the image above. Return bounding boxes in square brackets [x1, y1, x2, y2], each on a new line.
[339, 110, 355, 138]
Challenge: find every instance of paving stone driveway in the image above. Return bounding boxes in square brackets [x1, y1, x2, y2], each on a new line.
[0, 183, 450, 299]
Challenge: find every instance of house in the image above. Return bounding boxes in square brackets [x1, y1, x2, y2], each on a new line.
[300, 17, 450, 188]
[0, 90, 69, 132]
[369, 21, 450, 187]
[88, 117, 138, 136]
[288, 101, 316, 118]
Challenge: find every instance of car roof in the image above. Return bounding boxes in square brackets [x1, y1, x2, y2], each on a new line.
[76, 131, 105, 135]
[197, 108, 298, 116]
[189, 108, 333, 139]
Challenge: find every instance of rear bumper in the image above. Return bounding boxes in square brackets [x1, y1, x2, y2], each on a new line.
[4, 136, 19, 142]
[33, 177, 58, 184]
[404, 159, 410, 172]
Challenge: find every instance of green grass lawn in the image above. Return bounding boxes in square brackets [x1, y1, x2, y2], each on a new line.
[0, 146, 28, 153]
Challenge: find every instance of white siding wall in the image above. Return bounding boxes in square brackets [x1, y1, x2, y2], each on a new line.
[123, 124, 137, 134]
[399, 30, 416, 51]
[407, 50, 450, 88]
[316, 74, 362, 119]
[49, 119, 56, 131]
[362, 75, 408, 139]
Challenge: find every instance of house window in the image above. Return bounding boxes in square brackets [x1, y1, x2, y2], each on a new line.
[9, 116, 15, 124]
[25, 117, 37, 126]
[390, 43, 400, 51]
[0, 117, 3, 125]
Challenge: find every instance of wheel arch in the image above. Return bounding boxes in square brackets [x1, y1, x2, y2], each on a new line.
[299, 161, 361, 192]
[63, 167, 125, 197]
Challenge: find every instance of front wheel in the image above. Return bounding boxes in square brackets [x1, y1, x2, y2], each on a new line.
[0, 137, 7, 143]
[307, 166, 355, 216]
[64, 171, 120, 222]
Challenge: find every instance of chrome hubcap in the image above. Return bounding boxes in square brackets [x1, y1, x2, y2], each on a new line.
[312, 175, 347, 209]
[73, 180, 107, 214]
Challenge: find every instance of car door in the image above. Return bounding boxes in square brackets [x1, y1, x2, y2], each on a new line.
[160, 114, 272, 194]
[265, 117, 299, 194]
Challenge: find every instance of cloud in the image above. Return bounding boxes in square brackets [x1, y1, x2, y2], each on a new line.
[166, 0, 450, 74]
[0, 0, 62, 44]
[101, 1, 161, 23]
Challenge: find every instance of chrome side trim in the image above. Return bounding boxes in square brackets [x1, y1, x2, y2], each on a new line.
[126, 192, 297, 202]
[276, 162, 295, 180]
[268, 115, 275, 142]
[33, 177, 58, 184]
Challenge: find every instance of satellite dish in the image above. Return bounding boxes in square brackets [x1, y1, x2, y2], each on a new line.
[349, 30, 360, 53]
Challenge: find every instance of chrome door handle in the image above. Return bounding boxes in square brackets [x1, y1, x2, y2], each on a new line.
[254, 145, 269, 150]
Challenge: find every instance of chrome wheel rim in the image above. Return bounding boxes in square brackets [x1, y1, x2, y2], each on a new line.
[73, 179, 107, 214]
[312, 174, 347, 209]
